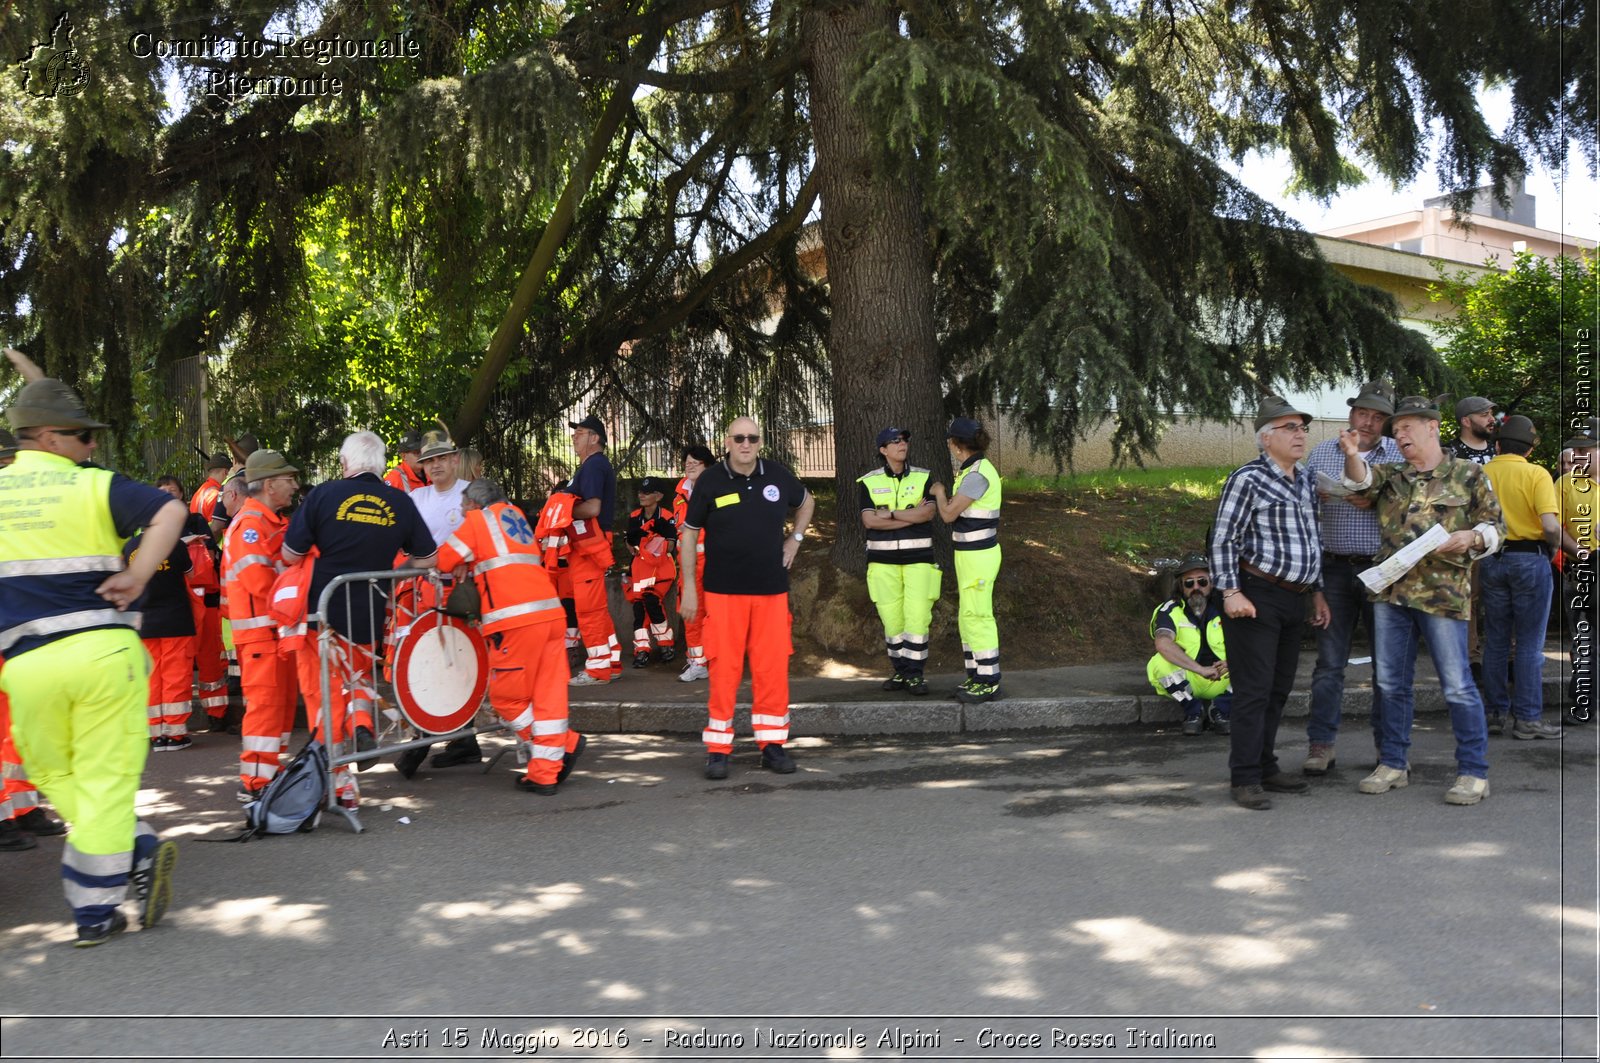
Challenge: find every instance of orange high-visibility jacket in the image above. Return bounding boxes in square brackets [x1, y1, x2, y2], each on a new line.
[533, 491, 576, 568]
[221, 498, 288, 646]
[437, 503, 563, 635]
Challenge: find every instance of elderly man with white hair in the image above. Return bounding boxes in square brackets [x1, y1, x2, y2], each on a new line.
[282, 431, 436, 787]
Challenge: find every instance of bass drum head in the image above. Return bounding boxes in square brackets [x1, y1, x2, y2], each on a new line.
[393, 611, 489, 735]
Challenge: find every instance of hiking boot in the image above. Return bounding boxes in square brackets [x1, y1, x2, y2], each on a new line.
[74, 910, 128, 948]
[1261, 772, 1309, 794]
[514, 776, 558, 796]
[164, 735, 193, 752]
[760, 744, 796, 774]
[1358, 765, 1409, 794]
[632, 651, 651, 669]
[395, 745, 430, 779]
[1181, 715, 1204, 736]
[1207, 709, 1231, 736]
[14, 808, 65, 836]
[882, 673, 908, 692]
[704, 752, 731, 780]
[658, 647, 676, 663]
[1486, 713, 1504, 736]
[353, 726, 380, 772]
[557, 734, 587, 784]
[955, 681, 1001, 704]
[0, 819, 37, 852]
[1302, 743, 1336, 775]
[1512, 717, 1563, 741]
[131, 839, 178, 929]
[904, 675, 930, 696]
[1565, 709, 1592, 727]
[678, 663, 709, 683]
[1231, 784, 1271, 810]
[1444, 775, 1491, 805]
[570, 672, 608, 687]
[431, 735, 483, 768]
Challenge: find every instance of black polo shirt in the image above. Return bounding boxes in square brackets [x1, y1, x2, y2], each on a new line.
[284, 472, 437, 644]
[123, 534, 195, 640]
[683, 458, 807, 595]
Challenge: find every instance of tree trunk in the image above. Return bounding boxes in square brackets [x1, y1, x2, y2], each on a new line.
[805, 1, 949, 578]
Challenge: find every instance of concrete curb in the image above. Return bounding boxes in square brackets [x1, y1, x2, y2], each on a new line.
[570, 679, 1567, 737]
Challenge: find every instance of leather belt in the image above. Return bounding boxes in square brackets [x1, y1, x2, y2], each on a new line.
[1502, 540, 1551, 556]
[1323, 552, 1373, 565]
[1241, 563, 1315, 594]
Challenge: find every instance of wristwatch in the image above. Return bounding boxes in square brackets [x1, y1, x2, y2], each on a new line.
[791, 531, 804, 542]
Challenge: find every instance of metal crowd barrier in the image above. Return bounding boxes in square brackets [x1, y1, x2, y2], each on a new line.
[311, 568, 507, 834]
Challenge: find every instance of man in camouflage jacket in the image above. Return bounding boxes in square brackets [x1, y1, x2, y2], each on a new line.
[1341, 395, 1505, 806]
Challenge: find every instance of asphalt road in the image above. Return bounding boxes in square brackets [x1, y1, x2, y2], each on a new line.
[1, 718, 1595, 1062]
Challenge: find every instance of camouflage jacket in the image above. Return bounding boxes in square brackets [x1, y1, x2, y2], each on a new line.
[1355, 456, 1505, 619]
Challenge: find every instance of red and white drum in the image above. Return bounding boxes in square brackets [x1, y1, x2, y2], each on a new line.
[392, 611, 489, 735]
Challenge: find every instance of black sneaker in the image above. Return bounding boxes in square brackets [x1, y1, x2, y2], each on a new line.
[760, 744, 796, 774]
[207, 713, 230, 733]
[1182, 715, 1205, 736]
[632, 651, 651, 669]
[131, 839, 178, 929]
[557, 734, 587, 784]
[74, 910, 129, 948]
[903, 675, 929, 696]
[14, 808, 65, 837]
[954, 681, 1001, 704]
[150, 736, 172, 752]
[431, 736, 483, 768]
[1210, 716, 1231, 736]
[882, 674, 908, 692]
[658, 647, 676, 663]
[396, 745, 430, 779]
[0, 819, 37, 852]
[514, 777, 558, 796]
[353, 726, 380, 772]
[165, 735, 193, 752]
[705, 752, 731, 780]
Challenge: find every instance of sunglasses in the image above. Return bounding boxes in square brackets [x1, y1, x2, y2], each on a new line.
[1182, 577, 1211, 589]
[731, 434, 761, 445]
[48, 428, 95, 444]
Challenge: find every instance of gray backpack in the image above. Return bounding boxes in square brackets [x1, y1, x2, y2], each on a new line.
[237, 740, 328, 840]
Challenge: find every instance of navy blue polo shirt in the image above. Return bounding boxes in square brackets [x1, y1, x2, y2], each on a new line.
[123, 533, 195, 639]
[683, 458, 807, 595]
[569, 451, 617, 529]
[284, 473, 437, 644]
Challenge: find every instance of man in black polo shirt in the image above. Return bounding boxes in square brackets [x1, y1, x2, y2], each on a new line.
[282, 430, 436, 772]
[679, 416, 815, 779]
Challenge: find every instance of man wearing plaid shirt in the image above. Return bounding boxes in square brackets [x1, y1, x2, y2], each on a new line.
[1300, 382, 1403, 774]
[1210, 395, 1331, 810]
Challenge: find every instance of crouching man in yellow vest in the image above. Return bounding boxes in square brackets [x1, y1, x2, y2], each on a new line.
[0, 367, 186, 946]
[1147, 555, 1233, 737]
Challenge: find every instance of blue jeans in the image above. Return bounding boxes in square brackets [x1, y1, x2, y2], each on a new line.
[1480, 550, 1553, 721]
[1308, 556, 1383, 746]
[1372, 601, 1489, 779]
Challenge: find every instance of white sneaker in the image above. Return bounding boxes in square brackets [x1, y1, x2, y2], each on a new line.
[569, 672, 609, 687]
[1358, 765, 1409, 794]
[1444, 775, 1490, 805]
[678, 663, 709, 682]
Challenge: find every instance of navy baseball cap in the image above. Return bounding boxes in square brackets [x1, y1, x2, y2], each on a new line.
[568, 415, 607, 445]
[946, 417, 982, 441]
[876, 427, 910, 447]
[637, 476, 664, 495]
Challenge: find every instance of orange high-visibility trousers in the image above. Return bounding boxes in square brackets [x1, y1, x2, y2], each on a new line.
[702, 591, 792, 753]
[295, 634, 376, 746]
[144, 635, 196, 739]
[238, 644, 298, 793]
[487, 620, 580, 785]
[192, 599, 228, 719]
[568, 552, 620, 679]
[0, 682, 43, 819]
[680, 553, 707, 665]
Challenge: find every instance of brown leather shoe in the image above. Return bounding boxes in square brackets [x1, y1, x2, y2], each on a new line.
[1261, 772, 1310, 794]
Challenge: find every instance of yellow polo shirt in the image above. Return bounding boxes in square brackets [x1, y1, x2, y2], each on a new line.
[1483, 454, 1557, 541]
[1561, 474, 1596, 551]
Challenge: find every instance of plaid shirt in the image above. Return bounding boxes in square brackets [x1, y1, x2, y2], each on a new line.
[1306, 436, 1403, 555]
[1210, 455, 1323, 591]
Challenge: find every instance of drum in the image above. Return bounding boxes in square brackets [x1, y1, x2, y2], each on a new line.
[392, 610, 489, 735]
